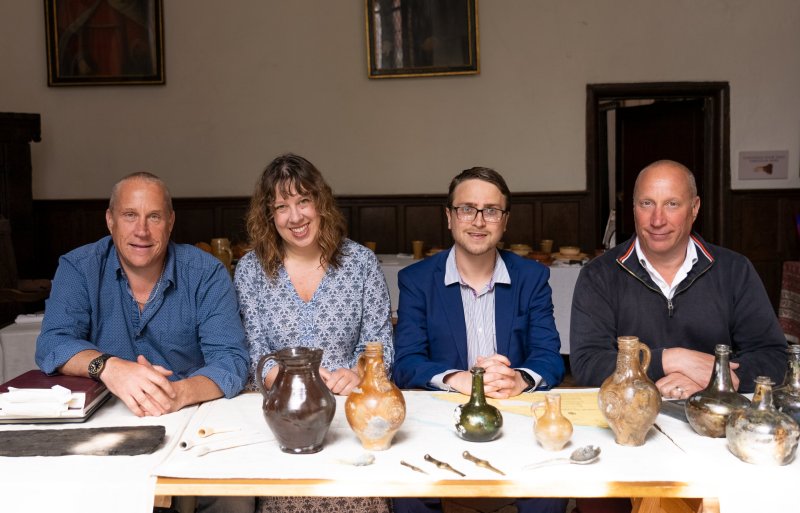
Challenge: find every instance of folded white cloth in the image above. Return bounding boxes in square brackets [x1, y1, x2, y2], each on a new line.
[0, 385, 75, 417]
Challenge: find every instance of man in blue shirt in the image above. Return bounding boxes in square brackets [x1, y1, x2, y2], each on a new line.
[36, 172, 249, 417]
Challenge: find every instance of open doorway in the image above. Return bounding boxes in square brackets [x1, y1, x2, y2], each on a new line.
[586, 82, 730, 249]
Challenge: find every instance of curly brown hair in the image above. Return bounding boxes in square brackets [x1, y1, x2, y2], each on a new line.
[246, 154, 347, 278]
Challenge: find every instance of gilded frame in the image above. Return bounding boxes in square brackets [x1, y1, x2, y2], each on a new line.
[44, 0, 165, 86]
[365, 0, 479, 79]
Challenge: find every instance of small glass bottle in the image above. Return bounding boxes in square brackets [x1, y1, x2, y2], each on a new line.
[726, 376, 800, 465]
[774, 345, 800, 425]
[685, 344, 750, 438]
[532, 393, 573, 451]
[453, 367, 503, 442]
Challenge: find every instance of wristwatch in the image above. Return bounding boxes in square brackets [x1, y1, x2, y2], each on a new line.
[518, 370, 537, 392]
[88, 353, 114, 381]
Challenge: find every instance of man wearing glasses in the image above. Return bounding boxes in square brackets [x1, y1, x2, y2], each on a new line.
[392, 167, 566, 513]
[393, 166, 564, 397]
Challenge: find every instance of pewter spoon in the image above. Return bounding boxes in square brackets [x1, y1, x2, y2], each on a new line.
[523, 445, 601, 469]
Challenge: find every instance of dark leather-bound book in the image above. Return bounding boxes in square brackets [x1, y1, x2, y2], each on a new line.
[0, 370, 111, 423]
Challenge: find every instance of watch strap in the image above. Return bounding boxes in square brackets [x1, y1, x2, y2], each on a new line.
[518, 369, 537, 392]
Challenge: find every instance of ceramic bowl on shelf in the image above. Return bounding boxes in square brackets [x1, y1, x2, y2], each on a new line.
[509, 244, 533, 257]
[558, 246, 581, 256]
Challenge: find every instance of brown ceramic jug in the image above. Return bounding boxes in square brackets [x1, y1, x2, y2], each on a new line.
[598, 336, 661, 446]
[345, 342, 406, 450]
[532, 393, 573, 451]
[256, 347, 336, 454]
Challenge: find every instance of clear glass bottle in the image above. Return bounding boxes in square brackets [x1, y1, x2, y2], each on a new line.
[685, 344, 750, 438]
[774, 345, 800, 425]
[726, 376, 800, 465]
[532, 393, 573, 451]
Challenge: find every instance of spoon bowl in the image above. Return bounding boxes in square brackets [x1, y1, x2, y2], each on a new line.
[570, 444, 601, 464]
[523, 445, 601, 469]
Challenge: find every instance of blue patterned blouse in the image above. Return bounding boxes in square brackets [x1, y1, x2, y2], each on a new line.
[234, 239, 393, 388]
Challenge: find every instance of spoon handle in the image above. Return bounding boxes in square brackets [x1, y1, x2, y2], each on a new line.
[523, 457, 570, 469]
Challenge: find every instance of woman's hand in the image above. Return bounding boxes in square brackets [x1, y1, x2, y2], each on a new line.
[319, 367, 362, 395]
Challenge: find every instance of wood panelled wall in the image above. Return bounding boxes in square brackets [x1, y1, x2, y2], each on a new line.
[728, 189, 800, 309]
[31, 192, 594, 279]
[31, 188, 800, 312]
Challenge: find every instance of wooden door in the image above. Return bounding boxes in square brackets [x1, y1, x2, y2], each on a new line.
[615, 99, 706, 243]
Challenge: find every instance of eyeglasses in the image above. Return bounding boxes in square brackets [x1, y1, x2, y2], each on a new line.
[449, 205, 508, 223]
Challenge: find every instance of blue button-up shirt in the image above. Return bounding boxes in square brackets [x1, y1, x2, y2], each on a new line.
[36, 236, 249, 398]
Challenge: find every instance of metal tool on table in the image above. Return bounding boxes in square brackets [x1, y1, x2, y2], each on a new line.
[462, 451, 505, 475]
[424, 454, 466, 477]
[400, 460, 428, 475]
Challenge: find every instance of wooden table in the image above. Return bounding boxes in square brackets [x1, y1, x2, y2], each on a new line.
[153, 391, 795, 513]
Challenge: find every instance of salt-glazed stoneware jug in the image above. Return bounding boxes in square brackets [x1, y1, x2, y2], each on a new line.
[532, 393, 573, 451]
[256, 347, 336, 454]
[685, 344, 750, 438]
[454, 367, 503, 442]
[345, 342, 406, 450]
[598, 336, 661, 446]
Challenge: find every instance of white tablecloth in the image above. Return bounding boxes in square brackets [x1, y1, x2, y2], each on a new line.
[153, 391, 798, 513]
[0, 318, 42, 383]
[0, 397, 195, 513]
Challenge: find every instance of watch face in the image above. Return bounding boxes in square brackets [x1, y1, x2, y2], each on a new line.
[89, 354, 110, 379]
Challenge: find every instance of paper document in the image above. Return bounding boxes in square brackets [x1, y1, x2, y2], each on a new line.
[432, 390, 608, 427]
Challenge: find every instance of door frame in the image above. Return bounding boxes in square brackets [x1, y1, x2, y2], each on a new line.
[586, 82, 730, 247]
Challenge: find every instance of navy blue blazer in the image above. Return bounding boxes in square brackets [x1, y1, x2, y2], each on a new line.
[392, 249, 564, 390]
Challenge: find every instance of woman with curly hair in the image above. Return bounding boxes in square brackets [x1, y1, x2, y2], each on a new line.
[234, 153, 393, 513]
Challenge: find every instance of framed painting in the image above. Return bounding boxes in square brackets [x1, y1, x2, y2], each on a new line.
[44, 0, 165, 86]
[365, 0, 479, 79]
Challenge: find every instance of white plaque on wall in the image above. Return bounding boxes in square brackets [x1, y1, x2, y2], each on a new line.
[738, 150, 789, 180]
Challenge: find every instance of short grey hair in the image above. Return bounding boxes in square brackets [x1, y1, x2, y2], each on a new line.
[108, 172, 173, 213]
[633, 160, 697, 202]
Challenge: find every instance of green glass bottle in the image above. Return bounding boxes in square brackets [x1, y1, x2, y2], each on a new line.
[453, 367, 503, 442]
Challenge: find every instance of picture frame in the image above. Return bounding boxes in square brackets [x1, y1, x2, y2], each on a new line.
[365, 0, 479, 79]
[44, 0, 165, 86]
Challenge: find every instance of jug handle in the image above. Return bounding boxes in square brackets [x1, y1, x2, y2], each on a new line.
[356, 352, 366, 378]
[530, 401, 545, 425]
[638, 341, 652, 373]
[256, 353, 277, 397]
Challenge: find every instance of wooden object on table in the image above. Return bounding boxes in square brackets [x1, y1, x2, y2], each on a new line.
[0, 425, 165, 456]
